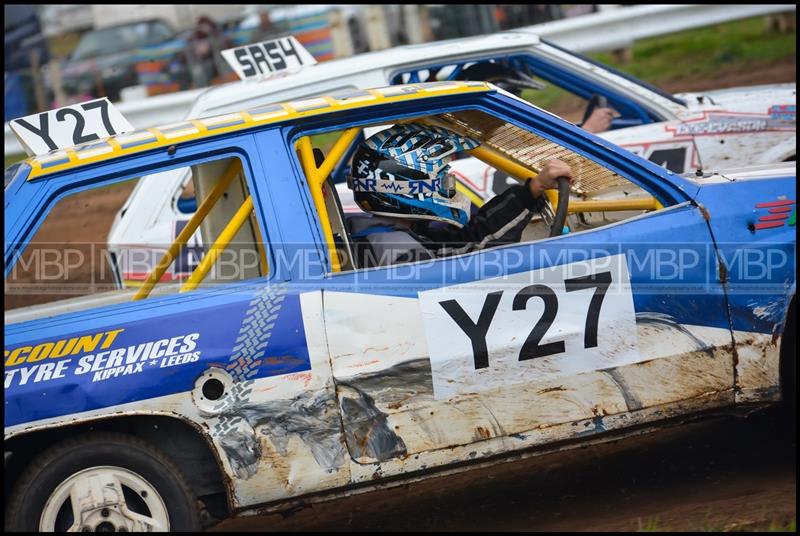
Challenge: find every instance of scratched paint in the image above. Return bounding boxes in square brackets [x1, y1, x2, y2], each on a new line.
[323, 289, 737, 478]
[733, 331, 782, 404]
[337, 385, 408, 462]
[346, 345, 734, 484]
[748, 299, 785, 323]
[202, 384, 347, 476]
[635, 312, 715, 356]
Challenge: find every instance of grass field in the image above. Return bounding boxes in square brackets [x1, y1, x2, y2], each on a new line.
[4, 14, 796, 170]
[594, 15, 796, 85]
[525, 15, 796, 113]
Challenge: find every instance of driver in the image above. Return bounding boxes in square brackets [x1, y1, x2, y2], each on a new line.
[456, 63, 619, 133]
[581, 106, 618, 134]
[346, 123, 574, 267]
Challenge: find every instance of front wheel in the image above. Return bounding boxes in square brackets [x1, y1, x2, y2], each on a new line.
[5, 432, 201, 532]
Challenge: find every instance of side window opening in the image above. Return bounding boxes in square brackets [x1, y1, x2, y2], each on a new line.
[5, 155, 268, 325]
[294, 109, 666, 273]
[175, 172, 197, 214]
[391, 55, 655, 129]
[295, 130, 362, 273]
[392, 58, 589, 124]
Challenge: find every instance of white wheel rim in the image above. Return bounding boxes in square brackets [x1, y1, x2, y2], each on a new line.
[39, 466, 170, 532]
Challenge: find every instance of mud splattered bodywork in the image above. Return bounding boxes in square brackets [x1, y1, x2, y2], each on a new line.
[207, 386, 347, 478]
[4, 83, 795, 519]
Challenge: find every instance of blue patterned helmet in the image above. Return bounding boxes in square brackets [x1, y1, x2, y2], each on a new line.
[348, 123, 480, 227]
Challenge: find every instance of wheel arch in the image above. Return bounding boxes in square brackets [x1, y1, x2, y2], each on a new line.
[4, 414, 232, 521]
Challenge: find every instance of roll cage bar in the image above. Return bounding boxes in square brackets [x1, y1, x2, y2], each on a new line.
[133, 117, 662, 296]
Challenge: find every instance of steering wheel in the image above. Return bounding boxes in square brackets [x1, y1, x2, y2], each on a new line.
[581, 94, 609, 125]
[547, 176, 572, 237]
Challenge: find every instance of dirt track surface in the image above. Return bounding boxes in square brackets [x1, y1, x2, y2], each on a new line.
[212, 407, 796, 532]
[4, 179, 136, 311]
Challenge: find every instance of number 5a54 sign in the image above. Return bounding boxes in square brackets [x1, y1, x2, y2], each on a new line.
[10, 98, 134, 157]
[221, 36, 317, 81]
[418, 254, 640, 400]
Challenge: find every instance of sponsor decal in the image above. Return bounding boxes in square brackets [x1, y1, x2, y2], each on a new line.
[753, 199, 796, 231]
[666, 111, 794, 138]
[4, 292, 311, 427]
[351, 172, 440, 196]
[768, 104, 796, 122]
[418, 254, 638, 399]
[4, 328, 201, 388]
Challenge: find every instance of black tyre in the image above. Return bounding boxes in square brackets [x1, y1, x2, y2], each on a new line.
[5, 432, 201, 532]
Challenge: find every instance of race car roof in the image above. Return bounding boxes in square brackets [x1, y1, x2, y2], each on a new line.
[188, 31, 541, 118]
[25, 81, 493, 180]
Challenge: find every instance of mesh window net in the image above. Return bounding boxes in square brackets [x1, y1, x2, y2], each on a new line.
[429, 110, 634, 196]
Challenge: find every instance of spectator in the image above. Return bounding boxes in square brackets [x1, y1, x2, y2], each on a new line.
[187, 15, 231, 87]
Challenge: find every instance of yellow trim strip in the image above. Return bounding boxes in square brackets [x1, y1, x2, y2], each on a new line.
[180, 196, 254, 293]
[297, 127, 361, 273]
[27, 82, 492, 179]
[132, 160, 242, 301]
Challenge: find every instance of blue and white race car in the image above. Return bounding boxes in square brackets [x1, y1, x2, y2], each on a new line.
[4, 81, 796, 531]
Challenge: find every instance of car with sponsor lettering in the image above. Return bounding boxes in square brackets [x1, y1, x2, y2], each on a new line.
[105, 29, 797, 287]
[4, 81, 796, 532]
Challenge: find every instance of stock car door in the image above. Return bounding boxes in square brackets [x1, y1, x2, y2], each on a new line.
[4, 135, 351, 507]
[324, 204, 733, 479]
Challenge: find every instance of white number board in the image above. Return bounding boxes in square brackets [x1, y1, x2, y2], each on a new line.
[418, 254, 639, 400]
[221, 36, 317, 80]
[10, 98, 134, 157]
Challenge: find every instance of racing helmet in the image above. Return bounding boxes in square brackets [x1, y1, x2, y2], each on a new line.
[348, 123, 479, 227]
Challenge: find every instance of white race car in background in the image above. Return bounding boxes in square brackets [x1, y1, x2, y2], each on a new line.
[108, 29, 796, 286]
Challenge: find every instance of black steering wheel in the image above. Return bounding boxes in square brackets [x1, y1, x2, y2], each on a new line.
[581, 94, 609, 125]
[548, 176, 572, 237]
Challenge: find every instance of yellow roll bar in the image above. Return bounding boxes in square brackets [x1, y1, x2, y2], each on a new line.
[467, 146, 539, 183]
[180, 196, 254, 293]
[546, 187, 661, 213]
[568, 198, 662, 213]
[132, 160, 242, 301]
[466, 147, 662, 213]
[455, 182, 485, 208]
[297, 127, 361, 273]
